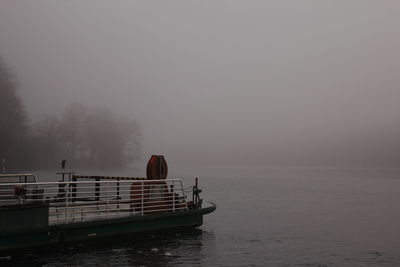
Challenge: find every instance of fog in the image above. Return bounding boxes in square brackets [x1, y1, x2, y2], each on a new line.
[1, 1, 399, 167]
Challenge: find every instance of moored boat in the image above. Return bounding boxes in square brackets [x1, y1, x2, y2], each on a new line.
[0, 156, 216, 251]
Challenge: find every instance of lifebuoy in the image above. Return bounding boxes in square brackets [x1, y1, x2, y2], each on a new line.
[146, 155, 168, 179]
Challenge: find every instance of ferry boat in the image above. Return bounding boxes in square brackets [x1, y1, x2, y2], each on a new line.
[0, 156, 216, 252]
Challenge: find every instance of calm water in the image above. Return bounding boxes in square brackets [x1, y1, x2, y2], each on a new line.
[2, 166, 400, 266]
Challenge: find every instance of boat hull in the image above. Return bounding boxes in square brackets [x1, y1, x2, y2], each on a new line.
[0, 202, 216, 252]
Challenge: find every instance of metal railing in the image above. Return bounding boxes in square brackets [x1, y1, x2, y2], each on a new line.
[0, 179, 188, 225]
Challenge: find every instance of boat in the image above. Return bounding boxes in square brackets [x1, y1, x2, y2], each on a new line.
[0, 155, 216, 252]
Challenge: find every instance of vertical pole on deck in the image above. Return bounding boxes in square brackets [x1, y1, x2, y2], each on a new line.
[159, 156, 162, 178]
[117, 178, 120, 209]
[95, 177, 100, 202]
[65, 182, 69, 223]
[141, 181, 144, 215]
[195, 177, 198, 206]
[72, 175, 77, 202]
[172, 182, 175, 212]
[106, 183, 109, 219]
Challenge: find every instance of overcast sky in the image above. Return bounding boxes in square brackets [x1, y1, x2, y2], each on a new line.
[0, 1, 399, 167]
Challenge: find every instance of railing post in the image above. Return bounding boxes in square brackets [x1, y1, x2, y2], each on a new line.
[183, 180, 188, 210]
[117, 178, 120, 209]
[95, 177, 100, 202]
[72, 175, 77, 202]
[65, 182, 69, 223]
[194, 177, 199, 207]
[172, 182, 175, 212]
[141, 181, 144, 215]
[106, 182, 109, 219]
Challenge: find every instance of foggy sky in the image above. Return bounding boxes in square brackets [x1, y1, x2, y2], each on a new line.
[0, 1, 399, 167]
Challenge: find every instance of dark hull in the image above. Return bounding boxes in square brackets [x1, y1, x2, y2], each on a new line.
[0, 203, 216, 252]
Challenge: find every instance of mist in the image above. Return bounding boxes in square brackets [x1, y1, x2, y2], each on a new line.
[1, 1, 399, 168]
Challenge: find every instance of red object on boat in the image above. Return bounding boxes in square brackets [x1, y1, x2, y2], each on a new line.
[130, 181, 172, 213]
[146, 155, 168, 179]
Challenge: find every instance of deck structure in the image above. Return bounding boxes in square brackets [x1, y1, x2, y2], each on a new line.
[0, 174, 215, 251]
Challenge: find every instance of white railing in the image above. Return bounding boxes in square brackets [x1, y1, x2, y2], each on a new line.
[0, 179, 188, 225]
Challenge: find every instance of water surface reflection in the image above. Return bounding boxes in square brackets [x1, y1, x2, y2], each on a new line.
[4, 229, 216, 267]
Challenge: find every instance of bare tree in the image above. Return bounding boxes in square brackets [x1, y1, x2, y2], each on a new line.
[59, 103, 87, 160]
[82, 108, 141, 168]
[33, 116, 60, 137]
[83, 108, 123, 168]
[0, 57, 141, 170]
[31, 105, 142, 169]
[118, 115, 142, 164]
[31, 116, 62, 168]
[0, 57, 29, 169]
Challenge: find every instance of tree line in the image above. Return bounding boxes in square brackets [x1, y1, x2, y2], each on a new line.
[0, 57, 141, 171]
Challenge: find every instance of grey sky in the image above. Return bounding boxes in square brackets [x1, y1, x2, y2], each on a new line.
[0, 1, 399, 166]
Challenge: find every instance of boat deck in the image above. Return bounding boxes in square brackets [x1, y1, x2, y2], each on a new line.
[0, 178, 190, 225]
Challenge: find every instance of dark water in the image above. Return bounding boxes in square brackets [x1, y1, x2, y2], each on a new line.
[3, 166, 400, 266]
